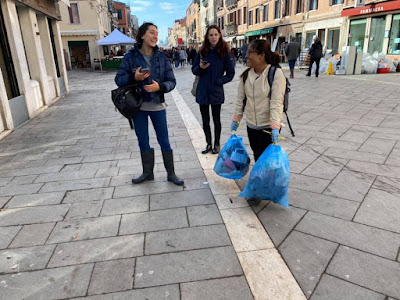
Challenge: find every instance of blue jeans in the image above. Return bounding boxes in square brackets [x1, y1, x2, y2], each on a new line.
[288, 60, 296, 70]
[133, 109, 172, 152]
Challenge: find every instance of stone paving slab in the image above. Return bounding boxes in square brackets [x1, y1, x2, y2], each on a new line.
[187, 204, 223, 226]
[88, 258, 136, 295]
[279, 231, 338, 297]
[65, 200, 104, 219]
[119, 208, 188, 235]
[181, 276, 254, 300]
[373, 176, 400, 194]
[40, 177, 110, 193]
[48, 234, 144, 268]
[149, 189, 214, 210]
[63, 187, 114, 203]
[101, 196, 149, 216]
[0, 204, 69, 226]
[311, 274, 386, 300]
[0, 245, 55, 274]
[0, 264, 93, 300]
[323, 169, 376, 202]
[74, 285, 180, 300]
[145, 224, 231, 255]
[0, 196, 10, 208]
[9, 223, 55, 248]
[327, 246, 400, 298]
[296, 211, 400, 259]
[0, 226, 21, 249]
[354, 189, 400, 233]
[0, 183, 44, 197]
[134, 246, 243, 288]
[289, 188, 359, 220]
[6, 192, 65, 208]
[47, 215, 120, 244]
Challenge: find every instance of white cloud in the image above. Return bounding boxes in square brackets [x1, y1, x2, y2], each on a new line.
[131, 6, 147, 12]
[159, 2, 177, 11]
[131, 0, 152, 7]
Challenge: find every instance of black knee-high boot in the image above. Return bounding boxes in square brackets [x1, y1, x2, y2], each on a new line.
[132, 149, 154, 184]
[162, 151, 184, 186]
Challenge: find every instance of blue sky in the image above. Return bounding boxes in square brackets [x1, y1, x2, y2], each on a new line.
[119, 0, 193, 45]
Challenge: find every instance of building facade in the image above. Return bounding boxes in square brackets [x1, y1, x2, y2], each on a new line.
[0, 0, 69, 137]
[59, 0, 114, 70]
[186, 0, 201, 49]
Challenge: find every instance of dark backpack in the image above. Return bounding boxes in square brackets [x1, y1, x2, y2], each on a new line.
[242, 66, 294, 137]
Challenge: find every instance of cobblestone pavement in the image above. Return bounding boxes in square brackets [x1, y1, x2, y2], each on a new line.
[0, 70, 254, 300]
[0, 63, 399, 299]
[174, 63, 400, 299]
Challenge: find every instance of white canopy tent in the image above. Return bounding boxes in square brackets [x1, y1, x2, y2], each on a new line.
[96, 29, 136, 46]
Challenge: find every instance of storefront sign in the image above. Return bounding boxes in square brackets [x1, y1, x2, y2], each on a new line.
[244, 27, 276, 37]
[342, 1, 400, 17]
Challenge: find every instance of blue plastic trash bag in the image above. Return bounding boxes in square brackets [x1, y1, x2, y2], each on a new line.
[239, 143, 290, 207]
[214, 134, 250, 179]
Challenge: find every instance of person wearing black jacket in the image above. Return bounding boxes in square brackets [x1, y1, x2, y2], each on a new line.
[306, 37, 323, 77]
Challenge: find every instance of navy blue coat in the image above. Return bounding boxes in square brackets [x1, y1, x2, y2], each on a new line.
[191, 48, 235, 105]
[115, 44, 176, 103]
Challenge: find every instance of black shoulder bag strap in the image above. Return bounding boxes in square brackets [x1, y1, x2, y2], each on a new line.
[128, 52, 136, 129]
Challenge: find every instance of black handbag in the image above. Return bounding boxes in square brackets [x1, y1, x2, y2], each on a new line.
[111, 84, 143, 120]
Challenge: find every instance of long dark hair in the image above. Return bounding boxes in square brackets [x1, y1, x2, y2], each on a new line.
[240, 39, 280, 80]
[200, 25, 229, 59]
[136, 22, 157, 46]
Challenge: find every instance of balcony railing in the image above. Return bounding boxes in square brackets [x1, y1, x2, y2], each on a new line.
[226, 23, 237, 35]
[225, 0, 237, 8]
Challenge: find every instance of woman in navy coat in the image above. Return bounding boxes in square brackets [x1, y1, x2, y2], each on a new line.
[192, 25, 235, 154]
[115, 22, 183, 186]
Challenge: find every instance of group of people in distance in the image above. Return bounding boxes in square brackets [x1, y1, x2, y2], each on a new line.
[115, 22, 288, 206]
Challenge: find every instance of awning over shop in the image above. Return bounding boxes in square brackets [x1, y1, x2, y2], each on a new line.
[244, 27, 276, 37]
[96, 29, 136, 46]
[342, 1, 400, 17]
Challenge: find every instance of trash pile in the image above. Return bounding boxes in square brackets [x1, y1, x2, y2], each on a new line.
[362, 52, 398, 74]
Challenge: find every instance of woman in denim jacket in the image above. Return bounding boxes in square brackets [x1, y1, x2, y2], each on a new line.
[115, 22, 183, 186]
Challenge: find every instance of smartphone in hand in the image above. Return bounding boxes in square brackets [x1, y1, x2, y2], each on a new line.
[140, 68, 150, 75]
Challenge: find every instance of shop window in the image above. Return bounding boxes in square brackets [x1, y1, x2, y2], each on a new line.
[309, 0, 318, 10]
[329, 0, 342, 5]
[368, 16, 386, 54]
[249, 10, 253, 25]
[388, 14, 400, 54]
[306, 31, 315, 48]
[0, 8, 19, 99]
[255, 8, 260, 24]
[263, 5, 268, 22]
[297, 0, 304, 13]
[349, 19, 366, 52]
[328, 28, 340, 54]
[68, 3, 80, 24]
[318, 29, 325, 47]
[275, 0, 281, 19]
[284, 0, 291, 16]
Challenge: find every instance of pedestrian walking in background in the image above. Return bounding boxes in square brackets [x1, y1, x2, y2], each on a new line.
[189, 47, 197, 65]
[192, 25, 235, 155]
[285, 36, 301, 78]
[306, 37, 323, 77]
[179, 47, 187, 67]
[241, 42, 249, 65]
[173, 48, 180, 69]
[231, 39, 286, 205]
[115, 22, 184, 186]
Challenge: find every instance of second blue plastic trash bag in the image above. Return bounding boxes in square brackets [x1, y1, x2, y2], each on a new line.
[239, 143, 290, 208]
[214, 134, 250, 179]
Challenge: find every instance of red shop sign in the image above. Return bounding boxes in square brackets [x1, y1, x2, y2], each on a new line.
[341, 1, 400, 17]
[177, 38, 183, 44]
